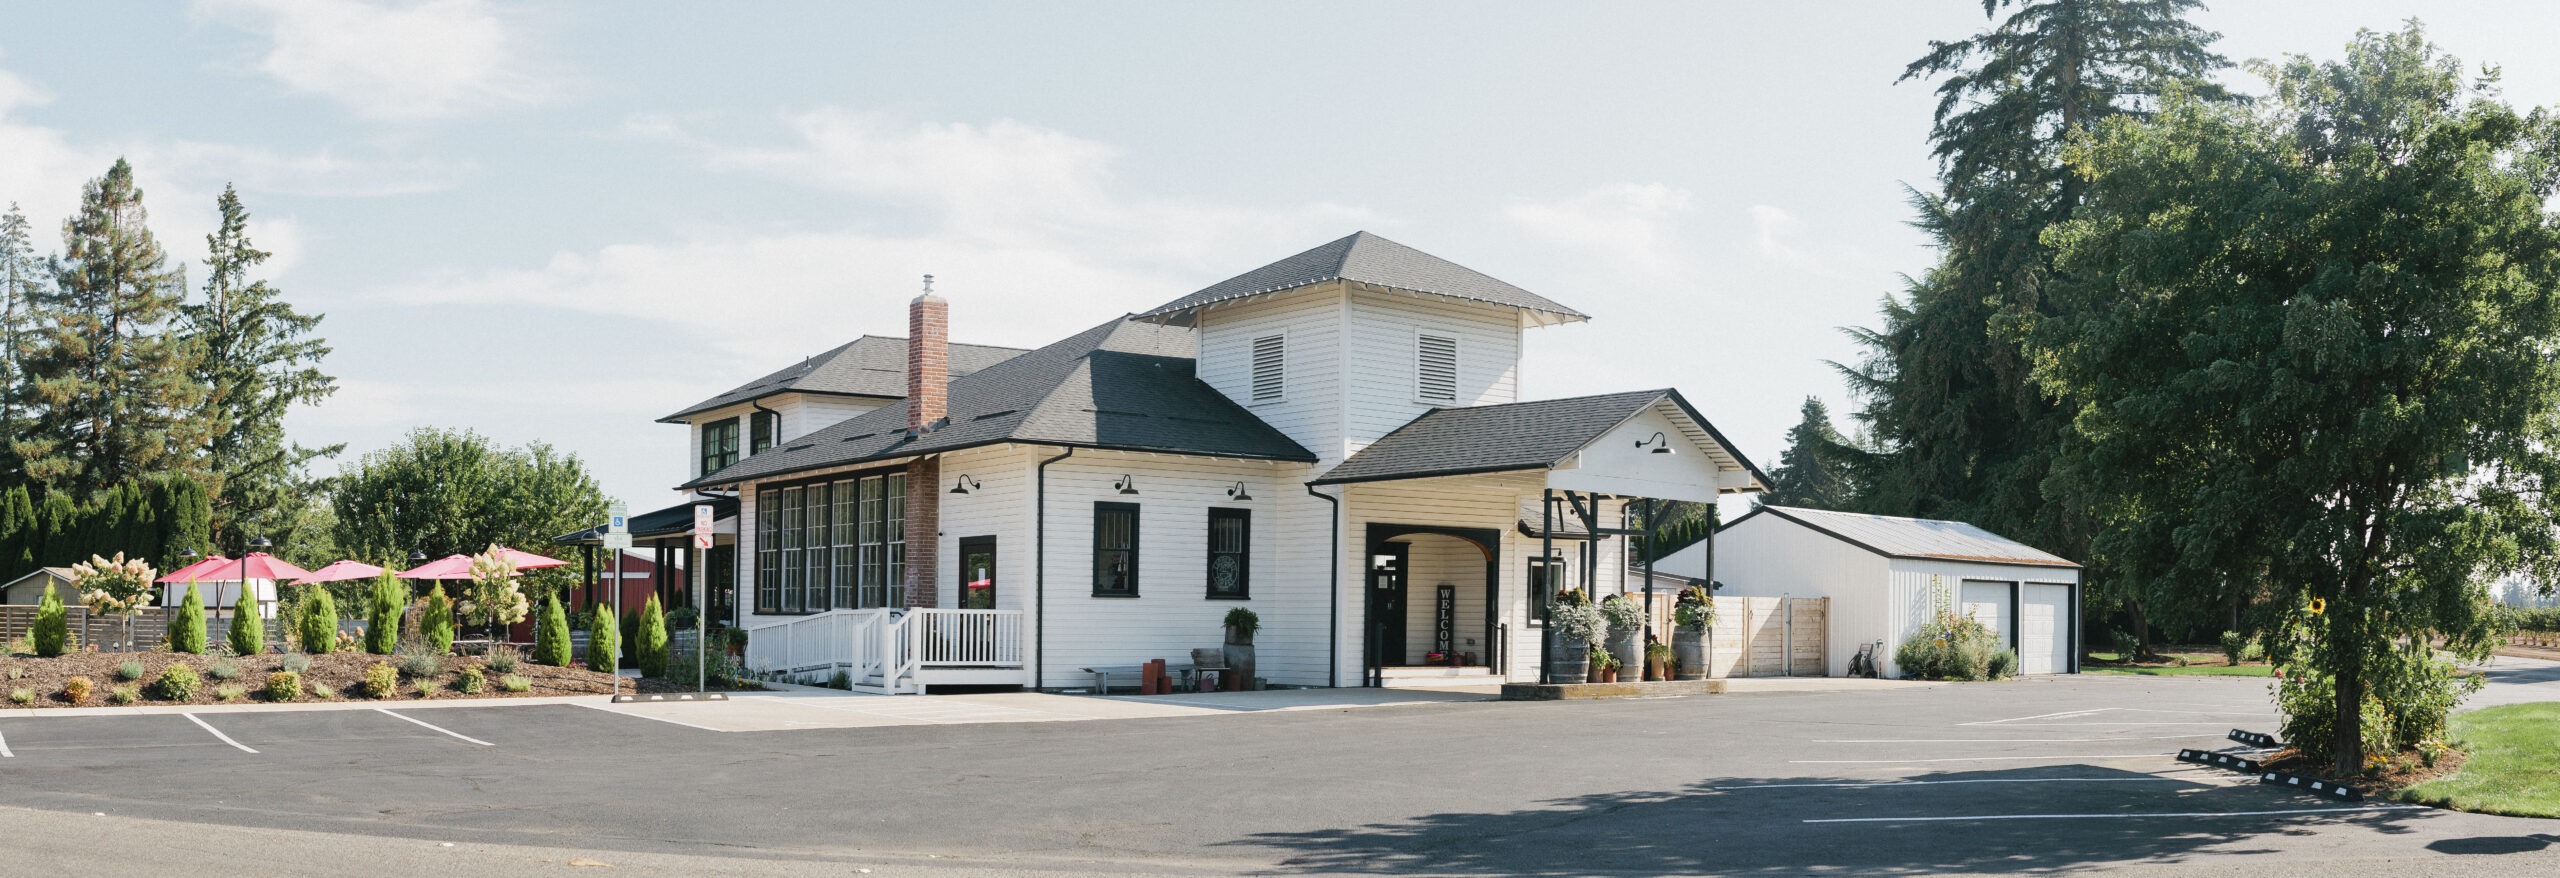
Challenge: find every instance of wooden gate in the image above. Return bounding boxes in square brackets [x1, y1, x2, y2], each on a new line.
[1700, 596, 1828, 678]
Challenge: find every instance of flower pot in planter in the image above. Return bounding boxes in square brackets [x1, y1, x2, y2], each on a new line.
[1594, 665, 1618, 683]
[1547, 636, 1590, 683]
[1222, 625, 1256, 691]
[1646, 656, 1670, 681]
[1673, 628, 1708, 681]
[1608, 628, 1642, 680]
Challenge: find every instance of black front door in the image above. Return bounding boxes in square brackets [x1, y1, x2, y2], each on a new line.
[1368, 544, 1410, 667]
[958, 536, 997, 609]
[706, 545, 736, 626]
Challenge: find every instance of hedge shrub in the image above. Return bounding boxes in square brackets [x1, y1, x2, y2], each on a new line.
[300, 588, 337, 655]
[637, 595, 669, 679]
[32, 584, 69, 657]
[587, 601, 619, 671]
[62, 675, 91, 703]
[168, 581, 207, 655]
[365, 574, 402, 655]
[153, 664, 201, 701]
[534, 593, 571, 667]
[455, 665, 486, 694]
[1894, 611, 2018, 681]
[421, 584, 454, 654]
[361, 662, 399, 698]
[228, 588, 263, 657]
[263, 669, 301, 702]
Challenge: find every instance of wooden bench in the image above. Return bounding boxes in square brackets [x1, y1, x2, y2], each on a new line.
[1082, 665, 1148, 694]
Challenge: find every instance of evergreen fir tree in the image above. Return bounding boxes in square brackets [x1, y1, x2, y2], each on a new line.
[0, 203, 41, 486]
[32, 582, 68, 657]
[421, 583, 454, 654]
[364, 572, 401, 655]
[0, 484, 33, 575]
[1761, 397, 1856, 511]
[34, 489, 76, 567]
[637, 595, 668, 678]
[587, 600, 619, 672]
[1842, 0, 2231, 651]
[299, 586, 336, 654]
[185, 185, 338, 553]
[169, 580, 206, 654]
[14, 159, 209, 498]
[535, 592, 571, 667]
[228, 586, 263, 656]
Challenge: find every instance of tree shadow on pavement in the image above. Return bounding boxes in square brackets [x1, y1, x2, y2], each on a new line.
[1226, 764, 2442, 875]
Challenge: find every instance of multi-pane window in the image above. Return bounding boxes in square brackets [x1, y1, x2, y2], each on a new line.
[1093, 502, 1139, 597]
[1527, 556, 1564, 626]
[753, 471, 911, 614]
[750, 410, 777, 454]
[1250, 334, 1285, 403]
[1206, 508, 1249, 599]
[701, 418, 741, 475]
[1415, 332, 1458, 404]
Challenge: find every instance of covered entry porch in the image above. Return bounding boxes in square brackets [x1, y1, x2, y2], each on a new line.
[1315, 389, 1771, 687]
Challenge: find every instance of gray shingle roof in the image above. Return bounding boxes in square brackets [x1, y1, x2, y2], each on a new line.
[1309, 389, 1769, 490]
[1136, 231, 1588, 326]
[1730, 505, 2081, 569]
[681, 318, 1315, 489]
[659, 336, 1028, 423]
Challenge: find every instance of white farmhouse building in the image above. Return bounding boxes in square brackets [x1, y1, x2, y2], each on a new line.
[627, 232, 1770, 692]
[1659, 505, 2083, 679]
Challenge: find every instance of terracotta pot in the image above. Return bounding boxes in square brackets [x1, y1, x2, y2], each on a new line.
[1646, 657, 1670, 681]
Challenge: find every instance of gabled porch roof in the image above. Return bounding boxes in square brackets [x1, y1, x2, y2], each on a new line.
[1308, 389, 1769, 503]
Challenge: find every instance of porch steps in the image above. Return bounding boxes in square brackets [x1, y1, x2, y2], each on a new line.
[1377, 666, 1502, 689]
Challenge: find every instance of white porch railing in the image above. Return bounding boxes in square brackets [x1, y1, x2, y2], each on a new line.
[743, 608, 1024, 693]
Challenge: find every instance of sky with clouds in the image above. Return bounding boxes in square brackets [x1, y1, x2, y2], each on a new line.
[4, 1, 2558, 520]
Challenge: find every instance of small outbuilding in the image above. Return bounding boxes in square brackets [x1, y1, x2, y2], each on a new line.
[1656, 505, 2082, 678]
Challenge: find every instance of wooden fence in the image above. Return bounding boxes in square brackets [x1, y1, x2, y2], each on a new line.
[0, 605, 183, 652]
[1702, 596, 1827, 678]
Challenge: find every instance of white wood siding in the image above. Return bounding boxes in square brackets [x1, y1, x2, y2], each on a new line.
[684, 393, 891, 478]
[1342, 476, 1625, 683]
[1886, 559, 2079, 677]
[1031, 452, 1329, 688]
[1343, 290, 1521, 458]
[1196, 285, 1348, 464]
[933, 445, 1035, 611]
[1711, 513, 1890, 678]
[1395, 534, 1489, 664]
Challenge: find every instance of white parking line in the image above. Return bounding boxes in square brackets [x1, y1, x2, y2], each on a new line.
[0, 728, 12, 758]
[1791, 754, 2169, 764]
[181, 713, 257, 754]
[1717, 777, 2196, 791]
[1806, 805, 2428, 823]
[374, 709, 493, 746]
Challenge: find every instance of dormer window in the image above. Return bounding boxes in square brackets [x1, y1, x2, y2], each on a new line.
[1251, 333, 1286, 404]
[1415, 331, 1458, 404]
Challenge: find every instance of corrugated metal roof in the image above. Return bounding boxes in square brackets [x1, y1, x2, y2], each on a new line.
[1737, 505, 2080, 569]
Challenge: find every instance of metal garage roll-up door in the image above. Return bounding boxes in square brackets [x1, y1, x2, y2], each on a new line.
[2020, 583, 2071, 675]
[1960, 581, 2012, 642]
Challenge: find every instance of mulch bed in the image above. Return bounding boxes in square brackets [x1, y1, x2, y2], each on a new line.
[2259, 746, 2471, 799]
[0, 649, 733, 708]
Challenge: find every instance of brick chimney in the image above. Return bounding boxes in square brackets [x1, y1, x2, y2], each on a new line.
[908, 275, 949, 435]
[905, 275, 945, 608]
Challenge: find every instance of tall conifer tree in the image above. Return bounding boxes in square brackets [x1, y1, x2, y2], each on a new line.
[184, 184, 338, 552]
[1842, 0, 2229, 651]
[14, 159, 209, 499]
[1761, 397, 1856, 511]
[0, 203, 40, 486]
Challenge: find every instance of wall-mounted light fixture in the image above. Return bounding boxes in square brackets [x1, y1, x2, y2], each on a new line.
[1114, 475, 1140, 495]
[949, 474, 982, 495]
[1225, 481, 1252, 501]
[1636, 431, 1675, 455]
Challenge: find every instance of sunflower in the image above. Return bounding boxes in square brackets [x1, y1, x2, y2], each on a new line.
[2307, 598, 2327, 615]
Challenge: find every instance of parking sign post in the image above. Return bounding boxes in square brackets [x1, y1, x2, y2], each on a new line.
[694, 504, 713, 693]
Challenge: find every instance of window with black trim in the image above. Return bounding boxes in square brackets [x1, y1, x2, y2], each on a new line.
[701, 417, 740, 475]
[750, 410, 777, 454]
[1206, 507, 1249, 599]
[1527, 556, 1564, 625]
[1093, 502, 1139, 597]
[754, 470, 909, 615]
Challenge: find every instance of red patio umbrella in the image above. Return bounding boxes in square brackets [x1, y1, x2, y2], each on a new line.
[398, 548, 569, 580]
[156, 555, 234, 583]
[293, 559, 387, 585]
[231, 553, 315, 583]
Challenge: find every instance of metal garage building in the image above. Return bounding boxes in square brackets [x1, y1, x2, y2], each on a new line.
[1658, 505, 2082, 678]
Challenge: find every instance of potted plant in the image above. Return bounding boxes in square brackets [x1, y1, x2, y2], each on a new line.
[1645, 639, 1675, 681]
[1590, 643, 1621, 683]
[1547, 588, 1602, 683]
[1672, 585, 1714, 681]
[1222, 607, 1258, 691]
[1599, 594, 1645, 678]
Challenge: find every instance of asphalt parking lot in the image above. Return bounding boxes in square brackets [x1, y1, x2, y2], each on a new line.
[3, 659, 2556, 876]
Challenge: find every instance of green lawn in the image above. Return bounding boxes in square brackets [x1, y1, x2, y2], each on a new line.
[2399, 703, 2560, 818]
